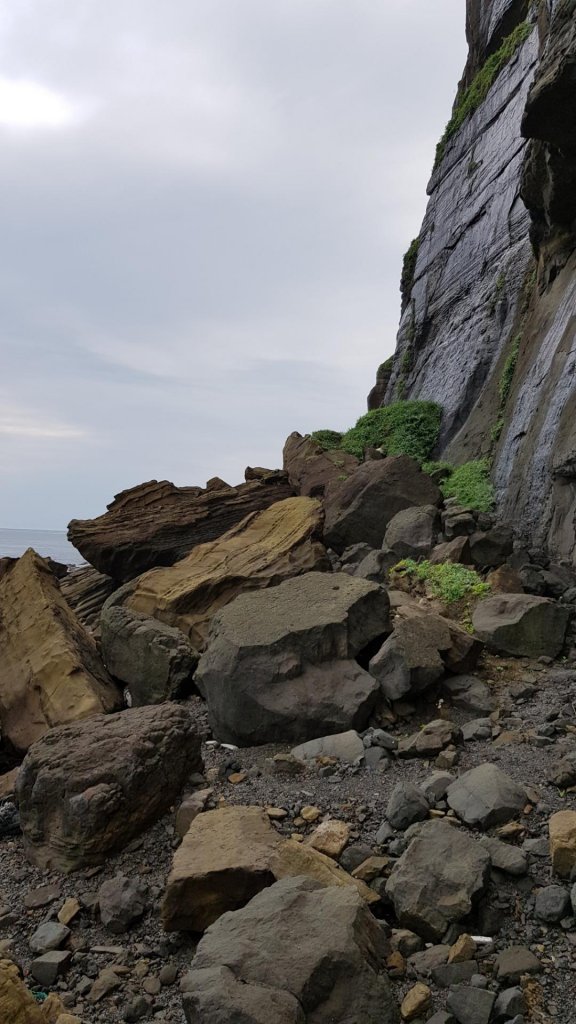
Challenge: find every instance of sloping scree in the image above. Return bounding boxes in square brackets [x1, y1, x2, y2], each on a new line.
[16, 703, 203, 872]
[181, 876, 400, 1024]
[195, 572, 390, 745]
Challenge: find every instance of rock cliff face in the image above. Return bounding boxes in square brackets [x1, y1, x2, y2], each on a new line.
[375, 0, 576, 563]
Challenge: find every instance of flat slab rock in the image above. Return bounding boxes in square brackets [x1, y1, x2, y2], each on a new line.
[124, 497, 329, 649]
[161, 805, 377, 933]
[446, 764, 526, 829]
[195, 572, 389, 745]
[68, 472, 294, 581]
[181, 876, 400, 1024]
[17, 702, 203, 872]
[385, 820, 490, 942]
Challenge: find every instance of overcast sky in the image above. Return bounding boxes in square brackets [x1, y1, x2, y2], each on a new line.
[1, 0, 466, 530]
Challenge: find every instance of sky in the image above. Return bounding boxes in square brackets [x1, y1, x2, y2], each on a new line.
[0, 0, 467, 530]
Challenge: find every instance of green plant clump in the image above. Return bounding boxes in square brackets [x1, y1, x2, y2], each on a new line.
[392, 558, 491, 605]
[401, 238, 420, 308]
[441, 459, 495, 512]
[422, 460, 454, 483]
[340, 401, 442, 462]
[310, 429, 343, 451]
[498, 334, 521, 404]
[377, 356, 394, 377]
[435, 21, 533, 166]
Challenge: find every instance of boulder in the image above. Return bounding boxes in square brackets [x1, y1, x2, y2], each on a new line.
[100, 599, 199, 705]
[98, 874, 149, 933]
[283, 432, 359, 498]
[195, 573, 388, 745]
[291, 730, 365, 764]
[429, 537, 473, 565]
[323, 456, 441, 554]
[369, 605, 482, 701]
[180, 876, 400, 1024]
[472, 594, 569, 658]
[386, 783, 429, 831]
[446, 764, 526, 829]
[441, 675, 493, 715]
[124, 497, 329, 649]
[0, 550, 120, 753]
[17, 703, 203, 872]
[383, 505, 440, 560]
[469, 527, 514, 568]
[162, 805, 378, 932]
[549, 810, 576, 878]
[0, 959, 46, 1024]
[68, 473, 294, 581]
[386, 821, 490, 942]
[485, 565, 524, 594]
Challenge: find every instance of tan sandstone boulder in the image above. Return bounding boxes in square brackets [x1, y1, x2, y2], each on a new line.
[125, 497, 329, 648]
[68, 473, 294, 582]
[0, 550, 120, 752]
[0, 959, 47, 1024]
[549, 810, 576, 878]
[161, 805, 377, 932]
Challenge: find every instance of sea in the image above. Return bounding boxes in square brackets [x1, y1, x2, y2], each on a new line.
[0, 528, 84, 566]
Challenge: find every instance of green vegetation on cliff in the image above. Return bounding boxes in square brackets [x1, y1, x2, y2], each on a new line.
[391, 558, 490, 605]
[313, 400, 442, 463]
[401, 238, 420, 307]
[440, 459, 495, 513]
[435, 21, 533, 167]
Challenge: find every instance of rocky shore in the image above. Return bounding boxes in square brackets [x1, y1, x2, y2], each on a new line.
[2, 433, 576, 1024]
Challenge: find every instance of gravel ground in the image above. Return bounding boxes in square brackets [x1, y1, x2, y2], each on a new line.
[3, 656, 576, 1022]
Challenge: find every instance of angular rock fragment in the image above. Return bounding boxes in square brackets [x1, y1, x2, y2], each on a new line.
[386, 783, 429, 831]
[383, 505, 440, 560]
[195, 573, 389, 744]
[385, 821, 490, 942]
[98, 874, 149, 933]
[472, 594, 569, 658]
[549, 810, 576, 878]
[180, 876, 400, 1024]
[0, 550, 120, 752]
[17, 703, 203, 871]
[161, 805, 377, 932]
[68, 473, 294, 581]
[446, 764, 526, 829]
[291, 730, 365, 764]
[125, 497, 329, 648]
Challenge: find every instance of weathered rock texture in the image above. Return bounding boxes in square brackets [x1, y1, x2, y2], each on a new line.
[180, 876, 400, 1024]
[124, 497, 329, 648]
[17, 703, 203, 871]
[283, 432, 359, 498]
[195, 572, 389, 745]
[0, 550, 120, 753]
[59, 565, 117, 634]
[0, 959, 54, 1024]
[372, 0, 576, 563]
[68, 473, 294, 581]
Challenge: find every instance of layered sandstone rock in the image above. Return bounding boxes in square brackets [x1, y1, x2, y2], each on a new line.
[17, 703, 203, 871]
[68, 473, 294, 582]
[283, 432, 359, 498]
[124, 497, 329, 648]
[0, 550, 120, 753]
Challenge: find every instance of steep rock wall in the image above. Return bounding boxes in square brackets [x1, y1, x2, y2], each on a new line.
[377, 0, 576, 563]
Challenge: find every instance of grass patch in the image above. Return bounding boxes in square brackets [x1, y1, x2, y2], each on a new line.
[441, 459, 495, 512]
[435, 21, 533, 167]
[339, 401, 442, 462]
[422, 460, 454, 484]
[391, 558, 491, 605]
[310, 429, 344, 451]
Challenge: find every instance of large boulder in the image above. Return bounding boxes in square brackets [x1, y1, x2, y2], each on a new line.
[0, 550, 120, 753]
[100, 599, 199, 705]
[472, 594, 570, 658]
[195, 572, 389, 744]
[369, 605, 482, 701]
[17, 703, 203, 871]
[0, 959, 48, 1024]
[161, 805, 378, 932]
[180, 876, 400, 1024]
[385, 821, 490, 942]
[323, 456, 441, 554]
[446, 764, 526, 829]
[68, 473, 294, 581]
[124, 497, 329, 649]
[283, 432, 359, 498]
[383, 505, 440, 560]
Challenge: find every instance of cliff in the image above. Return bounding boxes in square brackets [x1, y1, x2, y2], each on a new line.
[374, 0, 576, 563]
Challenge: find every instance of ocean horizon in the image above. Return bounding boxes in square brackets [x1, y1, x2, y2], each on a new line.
[0, 528, 84, 565]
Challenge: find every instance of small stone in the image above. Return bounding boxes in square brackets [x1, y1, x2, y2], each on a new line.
[142, 975, 161, 995]
[447, 985, 495, 1024]
[88, 967, 122, 1003]
[30, 950, 72, 986]
[534, 884, 570, 923]
[448, 933, 476, 963]
[159, 962, 179, 986]
[351, 855, 389, 882]
[228, 772, 247, 785]
[386, 950, 406, 978]
[549, 810, 576, 877]
[400, 981, 432, 1021]
[123, 995, 150, 1022]
[175, 789, 212, 837]
[479, 837, 527, 876]
[58, 897, 82, 925]
[432, 961, 478, 988]
[306, 819, 350, 858]
[391, 929, 424, 957]
[29, 921, 71, 954]
[24, 884, 61, 909]
[494, 986, 524, 1020]
[386, 782, 429, 830]
[494, 946, 542, 982]
[301, 805, 321, 823]
[265, 806, 288, 820]
[98, 874, 148, 934]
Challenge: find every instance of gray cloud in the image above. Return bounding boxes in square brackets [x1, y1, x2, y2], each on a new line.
[0, 0, 466, 528]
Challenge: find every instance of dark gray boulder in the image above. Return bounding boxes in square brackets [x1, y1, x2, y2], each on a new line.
[446, 764, 526, 830]
[383, 505, 440, 560]
[323, 456, 441, 554]
[472, 594, 569, 658]
[195, 572, 390, 745]
[386, 783, 429, 831]
[181, 876, 400, 1024]
[385, 821, 490, 942]
[469, 527, 514, 568]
